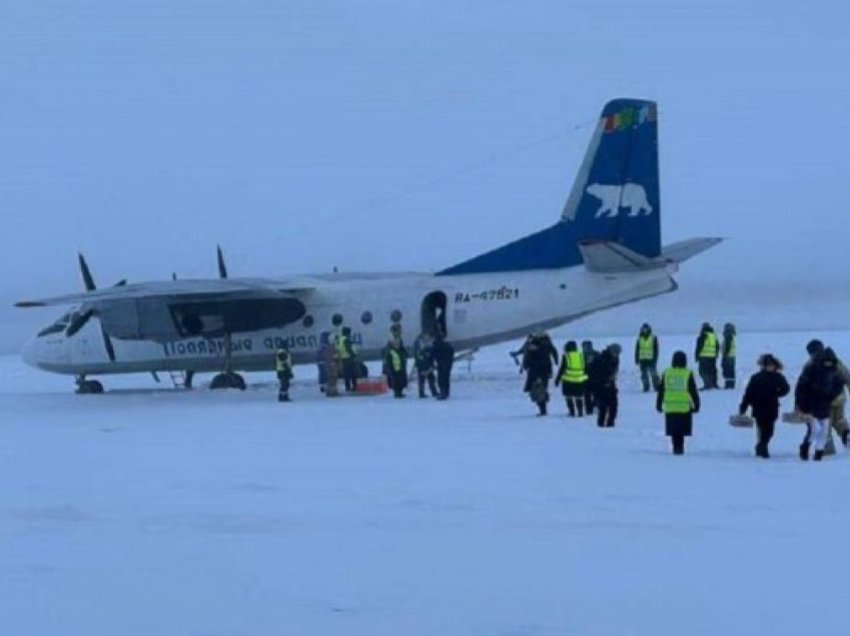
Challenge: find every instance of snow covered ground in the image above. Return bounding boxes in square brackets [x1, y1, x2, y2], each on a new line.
[2, 330, 850, 635]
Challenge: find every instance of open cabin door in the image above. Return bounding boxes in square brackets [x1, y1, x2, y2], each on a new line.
[420, 291, 447, 338]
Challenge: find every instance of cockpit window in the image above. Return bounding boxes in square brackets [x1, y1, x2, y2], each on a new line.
[37, 311, 75, 337]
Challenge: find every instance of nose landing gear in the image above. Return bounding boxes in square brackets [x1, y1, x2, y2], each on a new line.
[76, 375, 104, 394]
[209, 333, 246, 390]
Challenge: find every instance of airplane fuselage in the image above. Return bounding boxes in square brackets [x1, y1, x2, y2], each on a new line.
[23, 265, 676, 376]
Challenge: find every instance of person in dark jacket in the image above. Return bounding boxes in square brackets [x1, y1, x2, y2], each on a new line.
[695, 322, 719, 390]
[432, 333, 455, 400]
[800, 339, 850, 454]
[656, 351, 701, 455]
[413, 333, 438, 398]
[581, 340, 598, 415]
[555, 340, 588, 417]
[721, 323, 737, 390]
[795, 347, 846, 461]
[522, 334, 556, 415]
[587, 343, 620, 427]
[634, 323, 660, 392]
[739, 354, 790, 458]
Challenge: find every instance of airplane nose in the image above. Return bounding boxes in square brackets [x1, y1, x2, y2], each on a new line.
[21, 337, 42, 369]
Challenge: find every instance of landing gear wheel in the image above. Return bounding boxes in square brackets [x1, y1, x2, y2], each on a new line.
[209, 371, 246, 391]
[77, 380, 104, 394]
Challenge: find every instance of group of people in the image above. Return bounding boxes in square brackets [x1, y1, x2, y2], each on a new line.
[518, 323, 850, 462]
[516, 333, 620, 428]
[382, 325, 455, 400]
[274, 324, 455, 402]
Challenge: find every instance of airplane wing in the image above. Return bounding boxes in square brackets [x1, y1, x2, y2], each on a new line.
[16, 277, 316, 344]
[15, 277, 314, 308]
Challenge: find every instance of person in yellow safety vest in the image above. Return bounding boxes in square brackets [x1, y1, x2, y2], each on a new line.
[336, 326, 359, 392]
[656, 350, 701, 455]
[555, 340, 588, 417]
[275, 345, 294, 402]
[694, 322, 719, 390]
[634, 323, 660, 392]
[384, 338, 409, 398]
[721, 322, 737, 390]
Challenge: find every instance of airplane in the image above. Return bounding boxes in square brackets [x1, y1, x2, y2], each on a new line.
[17, 98, 720, 394]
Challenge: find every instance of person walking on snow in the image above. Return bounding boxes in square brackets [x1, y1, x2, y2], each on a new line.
[555, 340, 588, 417]
[274, 345, 294, 402]
[694, 322, 719, 390]
[656, 351, 700, 455]
[634, 323, 660, 392]
[522, 334, 554, 416]
[581, 340, 598, 414]
[795, 347, 846, 461]
[413, 333, 438, 398]
[800, 339, 850, 454]
[588, 343, 620, 427]
[432, 333, 455, 401]
[739, 354, 790, 459]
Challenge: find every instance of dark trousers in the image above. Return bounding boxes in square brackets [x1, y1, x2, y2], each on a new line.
[584, 385, 595, 414]
[722, 357, 736, 389]
[277, 375, 291, 401]
[566, 396, 585, 417]
[698, 358, 718, 389]
[342, 359, 358, 391]
[436, 364, 452, 399]
[756, 416, 776, 455]
[671, 434, 685, 455]
[595, 385, 618, 427]
[639, 361, 660, 392]
[418, 370, 437, 397]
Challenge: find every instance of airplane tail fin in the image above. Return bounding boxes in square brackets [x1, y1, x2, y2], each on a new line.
[438, 98, 663, 275]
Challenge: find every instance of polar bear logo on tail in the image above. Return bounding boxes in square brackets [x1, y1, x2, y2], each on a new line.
[585, 183, 653, 218]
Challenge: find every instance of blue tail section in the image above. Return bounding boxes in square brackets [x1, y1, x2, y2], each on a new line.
[438, 98, 661, 275]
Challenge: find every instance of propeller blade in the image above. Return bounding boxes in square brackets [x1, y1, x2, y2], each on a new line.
[78, 253, 97, 291]
[113, 279, 127, 287]
[101, 325, 116, 362]
[151, 371, 161, 383]
[65, 309, 94, 337]
[217, 245, 228, 279]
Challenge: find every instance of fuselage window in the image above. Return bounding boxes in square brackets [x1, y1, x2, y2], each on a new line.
[361, 311, 373, 325]
[303, 315, 314, 328]
[332, 313, 344, 327]
[390, 309, 402, 323]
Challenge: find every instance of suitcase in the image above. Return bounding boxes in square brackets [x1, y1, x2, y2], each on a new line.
[781, 411, 810, 424]
[728, 414, 754, 428]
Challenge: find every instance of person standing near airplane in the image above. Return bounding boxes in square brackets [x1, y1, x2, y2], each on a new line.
[384, 336, 409, 398]
[695, 323, 719, 390]
[432, 333, 454, 400]
[275, 345, 294, 402]
[581, 340, 598, 415]
[634, 323, 660, 392]
[656, 351, 700, 455]
[336, 326, 359, 392]
[414, 333, 438, 398]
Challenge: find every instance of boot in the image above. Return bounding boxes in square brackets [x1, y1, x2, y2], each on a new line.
[842, 429, 849, 447]
[814, 450, 825, 461]
[824, 437, 836, 456]
[799, 442, 810, 461]
[567, 400, 576, 417]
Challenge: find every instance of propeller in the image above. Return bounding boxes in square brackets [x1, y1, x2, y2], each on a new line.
[70, 253, 117, 362]
[217, 244, 228, 279]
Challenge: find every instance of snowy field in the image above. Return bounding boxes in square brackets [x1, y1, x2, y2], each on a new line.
[2, 330, 850, 636]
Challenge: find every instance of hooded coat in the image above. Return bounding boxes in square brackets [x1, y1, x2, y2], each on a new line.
[795, 348, 846, 419]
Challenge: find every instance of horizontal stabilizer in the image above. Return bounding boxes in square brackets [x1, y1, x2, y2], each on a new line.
[661, 237, 723, 264]
[579, 241, 660, 273]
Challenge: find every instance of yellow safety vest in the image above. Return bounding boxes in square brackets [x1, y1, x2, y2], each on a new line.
[638, 335, 655, 361]
[662, 368, 693, 414]
[275, 351, 292, 372]
[336, 335, 352, 360]
[561, 351, 588, 383]
[699, 332, 718, 358]
[388, 349, 403, 372]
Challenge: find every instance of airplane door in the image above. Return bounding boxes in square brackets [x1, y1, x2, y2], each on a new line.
[420, 291, 447, 338]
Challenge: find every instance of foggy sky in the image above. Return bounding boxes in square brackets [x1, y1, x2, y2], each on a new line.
[2, 0, 848, 352]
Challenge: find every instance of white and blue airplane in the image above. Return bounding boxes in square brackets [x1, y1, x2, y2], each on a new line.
[17, 98, 719, 393]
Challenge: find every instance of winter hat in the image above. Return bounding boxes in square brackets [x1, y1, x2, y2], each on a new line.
[608, 343, 622, 355]
[820, 347, 838, 365]
[672, 351, 687, 368]
[581, 340, 593, 351]
[564, 340, 577, 352]
[758, 353, 782, 370]
[806, 339, 824, 356]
